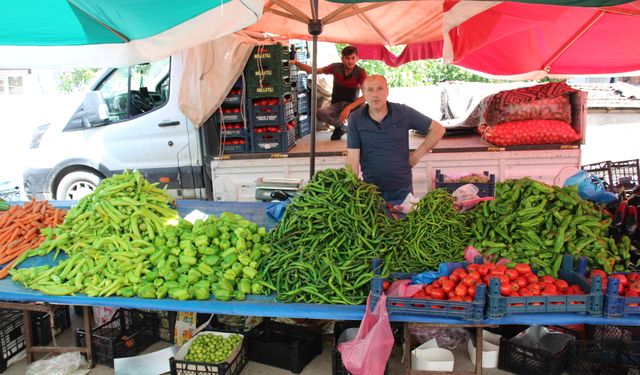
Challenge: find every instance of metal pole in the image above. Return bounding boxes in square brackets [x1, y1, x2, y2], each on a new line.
[310, 36, 318, 178]
[308, 0, 322, 180]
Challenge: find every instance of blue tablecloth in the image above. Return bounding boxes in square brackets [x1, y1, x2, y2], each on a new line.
[1, 200, 638, 326]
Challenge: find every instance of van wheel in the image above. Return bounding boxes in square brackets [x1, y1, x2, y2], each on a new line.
[56, 171, 101, 201]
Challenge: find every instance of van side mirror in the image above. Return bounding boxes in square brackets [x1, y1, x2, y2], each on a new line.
[80, 92, 109, 128]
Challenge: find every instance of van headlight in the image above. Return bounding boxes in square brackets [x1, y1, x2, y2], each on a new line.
[29, 123, 49, 149]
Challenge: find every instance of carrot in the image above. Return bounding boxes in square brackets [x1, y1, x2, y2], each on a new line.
[0, 200, 67, 278]
[0, 258, 18, 279]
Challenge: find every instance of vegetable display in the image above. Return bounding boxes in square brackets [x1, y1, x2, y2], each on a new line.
[184, 333, 242, 363]
[261, 168, 398, 304]
[391, 189, 471, 273]
[0, 200, 66, 278]
[470, 178, 632, 276]
[10, 170, 270, 300]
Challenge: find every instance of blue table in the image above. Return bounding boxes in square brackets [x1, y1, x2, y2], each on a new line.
[1, 200, 638, 326]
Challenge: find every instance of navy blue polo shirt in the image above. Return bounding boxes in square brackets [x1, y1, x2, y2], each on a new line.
[347, 102, 432, 192]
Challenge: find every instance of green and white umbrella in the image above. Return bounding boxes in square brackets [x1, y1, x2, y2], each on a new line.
[0, 0, 263, 68]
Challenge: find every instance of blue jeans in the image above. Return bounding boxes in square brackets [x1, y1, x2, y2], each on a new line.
[381, 185, 413, 202]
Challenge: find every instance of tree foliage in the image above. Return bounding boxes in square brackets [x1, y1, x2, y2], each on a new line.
[337, 44, 497, 87]
[55, 68, 99, 93]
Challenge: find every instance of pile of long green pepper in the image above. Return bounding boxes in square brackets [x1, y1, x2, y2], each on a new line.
[391, 189, 471, 273]
[261, 168, 400, 304]
[10, 170, 271, 300]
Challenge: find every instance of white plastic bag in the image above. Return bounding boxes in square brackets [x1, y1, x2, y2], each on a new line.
[452, 184, 479, 203]
[25, 352, 89, 375]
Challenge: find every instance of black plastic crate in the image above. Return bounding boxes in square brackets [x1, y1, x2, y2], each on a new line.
[0, 309, 25, 373]
[158, 311, 177, 343]
[251, 126, 296, 153]
[213, 109, 246, 124]
[297, 114, 310, 138]
[295, 73, 308, 93]
[169, 334, 248, 375]
[247, 320, 322, 374]
[245, 44, 289, 70]
[221, 139, 250, 154]
[249, 95, 295, 126]
[246, 80, 292, 99]
[217, 123, 249, 139]
[222, 89, 243, 106]
[245, 65, 291, 87]
[498, 336, 570, 375]
[568, 339, 640, 375]
[296, 91, 309, 114]
[435, 169, 496, 197]
[74, 308, 159, 368]
[582, 159, 640, 192]
[32, 305, 71, 346]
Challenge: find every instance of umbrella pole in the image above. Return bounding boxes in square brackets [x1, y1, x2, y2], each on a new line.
[308, 0, 323, 180]
[310, 35, 318, 179]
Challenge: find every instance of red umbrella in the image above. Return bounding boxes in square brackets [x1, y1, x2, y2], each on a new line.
[444, 1, 640, 79]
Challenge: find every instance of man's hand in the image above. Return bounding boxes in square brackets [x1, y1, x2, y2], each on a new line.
[339, 106, 351, 124]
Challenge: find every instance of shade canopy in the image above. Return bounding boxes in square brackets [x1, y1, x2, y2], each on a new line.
[443, 0, 640, 79]
[0, 0, 264, 68]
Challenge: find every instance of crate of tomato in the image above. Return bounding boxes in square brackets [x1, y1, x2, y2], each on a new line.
[486, 255, 603, 319]
[370, 258, 486, 322]
[572, 258, 640, 318]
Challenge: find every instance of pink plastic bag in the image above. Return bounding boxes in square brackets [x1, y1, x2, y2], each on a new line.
[387, 279, 422, 298]
[464, 245, 511, 265]
[338, 293, 395, 375]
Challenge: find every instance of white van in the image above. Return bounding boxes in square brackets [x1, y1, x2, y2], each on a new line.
[23, 54, 208, 200]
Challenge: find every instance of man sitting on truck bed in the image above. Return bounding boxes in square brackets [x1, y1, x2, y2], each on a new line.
[290, 45, 367, 140]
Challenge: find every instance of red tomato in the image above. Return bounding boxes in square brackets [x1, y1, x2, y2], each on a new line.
[462, 276, 477, 287]
[555, 279, 569, 293]
[526, 273, 539, 285]
[382, 281, 390, 291]
[510, 282, 520, 292]
[519, 288, 532, 297]
[449, 295, 463, 302]
[571, 284, 583, 293]
[500, 284, 512, 296]
[611, 274, 629, 287]
[495, 265, 507, 274]
[455, 284, 468, 297]
[515, 263, 532, 275]
[468, 271, 482, 282]
[448, 291, 456, 299]
[430, 288, 445, 300]
[463, 296, 473, 302]
[515, 277, 528, 289]
[424, 285, 434, 295]
[626, 290, 639, 297]
[541, 290, 556, 296]
[467, 285, 477, 298]
[466, 264, 479, 272]
[485, 262, 496, 270]
[413, 290, 426, 299]
[543, 284, 557, 293]
[511, 291, 520, 297]
[432, 280, 442, 289]
[441, 280, 456, 294]
[506, 269, 520, 281]
[527, 284, 541, 295]
[477, 265, 489, 276]
[542, 275, 556, 284]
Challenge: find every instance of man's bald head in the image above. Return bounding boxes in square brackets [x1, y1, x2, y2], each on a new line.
[362, 75, 389, 111]
[363, 74, 388, 90]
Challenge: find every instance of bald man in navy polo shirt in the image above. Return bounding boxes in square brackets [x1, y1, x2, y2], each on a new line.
[346, 75, 446, 201]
